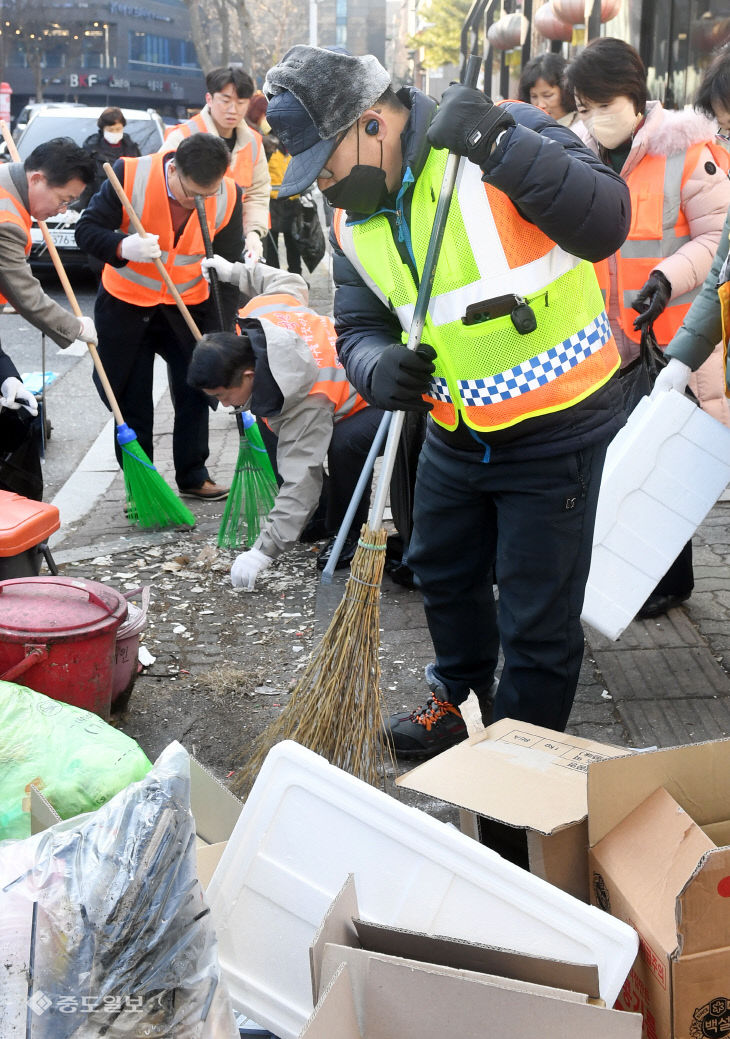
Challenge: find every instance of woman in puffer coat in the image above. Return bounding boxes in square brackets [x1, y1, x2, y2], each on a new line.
[566, 37, 730, 620]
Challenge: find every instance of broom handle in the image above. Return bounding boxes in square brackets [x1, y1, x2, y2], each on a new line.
[103, 161, 203, 341]
[0, 120, 126, 427]
[368, 53, 481, 530]
[320, 409, 392, 584]
[193, 194, 226, 330]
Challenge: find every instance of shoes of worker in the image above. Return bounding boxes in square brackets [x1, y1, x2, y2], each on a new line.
[180, 480, 229, 501]
[316, 531, 359, 571]
[382, 695, 468, 759]
[637, 591, 691, 619]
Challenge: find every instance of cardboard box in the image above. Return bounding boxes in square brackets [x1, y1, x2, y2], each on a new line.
[398, 718, 628, 901]
[301, 875, 642, 1038]
[587, 739, 730, 1039]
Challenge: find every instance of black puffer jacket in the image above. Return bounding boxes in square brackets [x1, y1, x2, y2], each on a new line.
[333, 88, 631, 459]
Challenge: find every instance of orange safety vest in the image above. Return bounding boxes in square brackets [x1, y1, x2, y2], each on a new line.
[170, 112, 262, 193]
[594, 142, 730, 347]
[0, 185, 31, 305]
[240, 293, 368, 419]
[102, 153, 237, 307]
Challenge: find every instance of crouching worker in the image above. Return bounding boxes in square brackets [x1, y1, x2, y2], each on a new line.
[187, 256, 384, 590]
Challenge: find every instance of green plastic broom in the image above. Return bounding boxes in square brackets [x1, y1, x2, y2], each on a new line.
[190, 195, 279, 549]
[0, 123, 195, 530]
[217, 410, 278, 549]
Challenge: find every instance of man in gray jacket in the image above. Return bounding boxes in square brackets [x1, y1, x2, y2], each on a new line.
[0, 138, 97, 420]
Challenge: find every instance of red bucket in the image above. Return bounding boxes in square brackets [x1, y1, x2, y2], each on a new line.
[0, 577, 128, 719]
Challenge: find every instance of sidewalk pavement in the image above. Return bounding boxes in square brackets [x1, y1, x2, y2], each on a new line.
[50, 258, 730, 768]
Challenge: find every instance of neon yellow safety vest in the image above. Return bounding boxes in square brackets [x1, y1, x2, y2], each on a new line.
[334, 146, 620, 432]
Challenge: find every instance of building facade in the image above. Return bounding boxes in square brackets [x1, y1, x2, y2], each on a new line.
[0, 0, 205, 121]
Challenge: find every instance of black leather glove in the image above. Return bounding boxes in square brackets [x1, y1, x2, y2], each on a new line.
[632, 270, 672, 331]
[370, 343, 436, 412]
[426, 84, 515, 168]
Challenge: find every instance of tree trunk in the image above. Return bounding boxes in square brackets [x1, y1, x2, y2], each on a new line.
[182, 0, 213, 74]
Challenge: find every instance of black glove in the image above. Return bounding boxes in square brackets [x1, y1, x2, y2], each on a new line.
[632, 270, 672, 331]
[426, 84, 515, 168]
[370, 343, 436, 412]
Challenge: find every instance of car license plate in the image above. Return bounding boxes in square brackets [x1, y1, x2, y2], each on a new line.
[49, 230, 77, 248]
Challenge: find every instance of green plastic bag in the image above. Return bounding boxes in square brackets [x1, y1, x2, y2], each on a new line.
[0, 680, 152, 840]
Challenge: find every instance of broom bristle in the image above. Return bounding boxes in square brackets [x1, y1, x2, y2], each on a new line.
[232, 523, 395, 797]
[120, 438, 195, 529]
[217, 437, 278, 550]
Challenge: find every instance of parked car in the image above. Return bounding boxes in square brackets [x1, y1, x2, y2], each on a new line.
[11, 101, 88, 142]
[0, 104, 165, 270]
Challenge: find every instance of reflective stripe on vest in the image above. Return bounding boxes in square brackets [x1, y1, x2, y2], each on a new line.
[240, 293, 368, 419]
[0, 191, 31, 253]
[174, 113, 260, 191]
[102, 154, 236, 306]
[594, 145, 718, 347]
[0, 190, 31, 305]
[334, 149, 619, 433]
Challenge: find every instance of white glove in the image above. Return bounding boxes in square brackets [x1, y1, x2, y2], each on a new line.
[244, 231, 264, 263]
[120, 232, 161, 262]
[230, 547, 272, 590]
[201, 254, 235, 284]
[77, 315, 98, 345]
[651, 357, 692, 397]
[0, 376, 38, 417]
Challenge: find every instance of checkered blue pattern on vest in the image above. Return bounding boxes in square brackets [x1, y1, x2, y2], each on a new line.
[429, 312, 612, 405]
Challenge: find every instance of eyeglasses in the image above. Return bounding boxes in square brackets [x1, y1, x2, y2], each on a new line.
[174, 167, 223, 199]
[44, 177, 81, 208]
[212, 92, 249, 112]
[716, 129, 730, 143]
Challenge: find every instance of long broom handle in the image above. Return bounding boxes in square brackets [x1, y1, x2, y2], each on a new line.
[0, 120, 127, 427]
[368, 53, 481, 531]
[102, 160, 204, 342]
[193, 194, 226, 330]
[320, 409, 392, 585]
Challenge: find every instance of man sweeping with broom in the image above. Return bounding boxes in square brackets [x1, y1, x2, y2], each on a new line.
[264, 46, 632, 759]
[187, 257, 384, 587]
[75, 135, 243, 504]
[0, 139, 97, 435]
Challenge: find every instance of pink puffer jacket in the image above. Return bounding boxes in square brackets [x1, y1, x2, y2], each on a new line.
[574, 101, 730, 425]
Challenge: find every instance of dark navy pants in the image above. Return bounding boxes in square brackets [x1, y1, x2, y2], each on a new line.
[408, 429, 610, 732]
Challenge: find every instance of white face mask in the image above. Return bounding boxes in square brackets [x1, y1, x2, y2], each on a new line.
[582, 97, 642, 151]
[103, 129, 124, 145]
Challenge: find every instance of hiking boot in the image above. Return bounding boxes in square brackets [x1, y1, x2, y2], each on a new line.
[382, 695, 468, 759]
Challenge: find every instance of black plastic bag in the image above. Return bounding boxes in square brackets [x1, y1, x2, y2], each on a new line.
[618, 326, 697, 414]
[291, 198, 326, 273]
[0, 409, 42, 500]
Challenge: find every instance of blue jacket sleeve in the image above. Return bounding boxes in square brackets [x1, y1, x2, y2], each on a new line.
[481, 103, 631, 262]
[332, 228, 405, 402]
[74, 158, 128, 267]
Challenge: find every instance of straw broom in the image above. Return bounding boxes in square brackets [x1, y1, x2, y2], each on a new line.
[0, 122, 195, 530]
[190, 196, 278, 549]
[231, 54, 482, 796]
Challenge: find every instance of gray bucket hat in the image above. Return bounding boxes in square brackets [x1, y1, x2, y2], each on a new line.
[264, 45, 391, 197]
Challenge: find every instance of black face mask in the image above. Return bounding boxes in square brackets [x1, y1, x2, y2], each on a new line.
[323, 164, 388, 215]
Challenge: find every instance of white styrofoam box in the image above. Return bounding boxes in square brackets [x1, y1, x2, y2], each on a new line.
[206, 741, 638, 1039]
[582, 390, 730, 640]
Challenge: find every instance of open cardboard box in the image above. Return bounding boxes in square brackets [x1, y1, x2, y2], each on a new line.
[30, 755, 242, 888]
[398, 718, 629, 901]
[587, 738, 730, 1039]
[301, 874, 642, 1038]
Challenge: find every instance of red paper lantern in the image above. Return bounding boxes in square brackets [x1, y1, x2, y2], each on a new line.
[487, 12, 530, 50]
[552, 0, 621, 24]
[534, 2, 574, 41]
